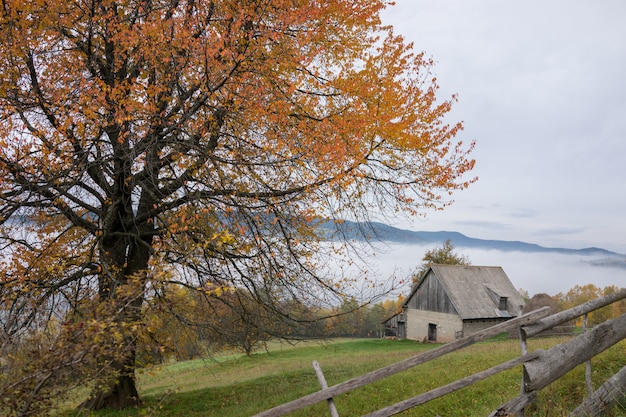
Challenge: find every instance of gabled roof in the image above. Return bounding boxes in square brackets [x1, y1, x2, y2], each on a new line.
[404, 265, 525, 320]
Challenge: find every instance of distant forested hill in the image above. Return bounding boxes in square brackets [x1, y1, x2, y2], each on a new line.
[319, 220, 623, 257]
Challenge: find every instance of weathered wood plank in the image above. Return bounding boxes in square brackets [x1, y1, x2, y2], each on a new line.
[488, 391, 537, 417]
[251, 307, 551, 417]
[313, 360, 339, 417]
[362, 352, 540, 417]
[522, 289, 626, 338]
[568, 365, 626, 417]
[524, 313, 626, 392]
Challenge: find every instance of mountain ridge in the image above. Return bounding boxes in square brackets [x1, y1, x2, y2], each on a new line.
[320, 220, 624, 257]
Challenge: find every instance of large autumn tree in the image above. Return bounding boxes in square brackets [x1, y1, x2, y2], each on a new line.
[0, 0, 475, 413]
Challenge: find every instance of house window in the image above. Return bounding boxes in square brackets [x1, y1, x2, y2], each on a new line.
[499, 297, 508, 310]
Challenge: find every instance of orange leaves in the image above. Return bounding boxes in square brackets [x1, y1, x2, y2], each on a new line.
[1, 2, 477, 407]
[0, 0, 477, 274]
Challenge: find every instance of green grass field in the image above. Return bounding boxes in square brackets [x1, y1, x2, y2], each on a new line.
[59, 337, 626, 417]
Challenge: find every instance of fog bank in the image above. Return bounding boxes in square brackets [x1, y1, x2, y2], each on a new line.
[366, 243, 626, 297]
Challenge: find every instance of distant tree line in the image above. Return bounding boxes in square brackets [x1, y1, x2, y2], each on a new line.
[552, 284, 625, 326]
[135, 282, 625, 363]
[135, 290, 406, 364]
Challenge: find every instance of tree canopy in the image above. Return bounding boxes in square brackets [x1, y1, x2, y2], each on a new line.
[0, 0, 475, 414]
[413, 239, 472, 282]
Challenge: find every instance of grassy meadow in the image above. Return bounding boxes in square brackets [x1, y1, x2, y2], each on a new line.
[58, 337, 626, 417]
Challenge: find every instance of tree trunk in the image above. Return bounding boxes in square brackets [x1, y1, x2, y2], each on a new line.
[81, 352, 141, 410]
[83, 255, 148, 409]
[84, 196, 153, 410]
[81, 296, 144, 410]
[82, 375, 140, 410]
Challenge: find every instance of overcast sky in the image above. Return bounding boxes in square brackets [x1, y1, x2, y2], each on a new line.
[380, 1, 626, 254]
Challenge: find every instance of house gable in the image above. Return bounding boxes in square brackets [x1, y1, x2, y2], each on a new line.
[404, 272, 458, 315]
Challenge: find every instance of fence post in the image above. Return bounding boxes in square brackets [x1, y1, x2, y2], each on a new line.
[313, 360, 340, 417]
[517, 326, 529, 417]
[582, 313, 593, 395]
[569, 364, 626, 417]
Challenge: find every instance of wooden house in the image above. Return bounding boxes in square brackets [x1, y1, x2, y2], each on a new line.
[383, 265, 525, 342]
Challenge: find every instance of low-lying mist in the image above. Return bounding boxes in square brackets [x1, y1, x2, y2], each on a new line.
[370, 243, 626, 296]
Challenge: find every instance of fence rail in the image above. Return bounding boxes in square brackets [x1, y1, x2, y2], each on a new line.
[252, 288, 626, 417]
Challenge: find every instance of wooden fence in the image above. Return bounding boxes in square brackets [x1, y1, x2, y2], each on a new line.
[252, 288, 626, 417]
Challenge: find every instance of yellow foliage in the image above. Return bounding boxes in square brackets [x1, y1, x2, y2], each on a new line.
[0, 0, 477, 411]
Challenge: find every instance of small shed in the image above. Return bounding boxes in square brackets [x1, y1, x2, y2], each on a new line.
[384, 265, 525, 342]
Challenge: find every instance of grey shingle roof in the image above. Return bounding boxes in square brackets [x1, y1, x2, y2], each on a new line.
[411, 265, 525, 320]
